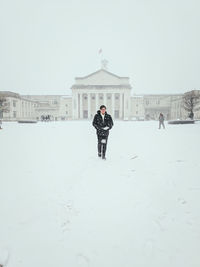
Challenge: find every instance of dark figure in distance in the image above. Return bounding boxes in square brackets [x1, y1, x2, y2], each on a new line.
[159, 113, 165, 129]
[189, 111, 194, 120]
[92, 105, 114, 160]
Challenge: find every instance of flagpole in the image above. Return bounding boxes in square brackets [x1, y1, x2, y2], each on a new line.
[98, 48, 103, 69]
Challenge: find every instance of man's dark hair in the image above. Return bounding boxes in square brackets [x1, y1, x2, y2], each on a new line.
[100, 105, 106, 110]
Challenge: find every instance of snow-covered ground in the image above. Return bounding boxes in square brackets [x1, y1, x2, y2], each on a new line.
[0, 121, 200, 267]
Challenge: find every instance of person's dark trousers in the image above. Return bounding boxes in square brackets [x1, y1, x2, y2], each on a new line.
[159, 121, 165, 129]
[97, 135, 108, 158]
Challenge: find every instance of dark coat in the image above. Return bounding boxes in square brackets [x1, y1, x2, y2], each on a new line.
[159, 114, 165, 122]
[92, 110, 114, 137]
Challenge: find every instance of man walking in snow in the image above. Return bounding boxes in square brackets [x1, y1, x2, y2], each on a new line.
[92, 105, 114, 160]
[158, 113, 165, 129]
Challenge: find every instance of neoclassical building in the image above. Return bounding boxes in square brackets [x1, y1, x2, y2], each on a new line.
[71, 69, 132, 120]
[2, 68, 199, 121]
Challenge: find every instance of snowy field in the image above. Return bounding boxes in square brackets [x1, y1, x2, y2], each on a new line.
[0, 121, 200, 267]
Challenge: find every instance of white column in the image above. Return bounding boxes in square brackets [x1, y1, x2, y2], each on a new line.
[77, 92, 79, 119]
[104, 92, 107, 107]
[88, 92, 91, 119]
[80, 92, 83, 119]
[124, 92, 127, 120]
[120, 92, 123, 119]
[112, 93, 115, 118]
[96, 93, 99, 111]
[124, 89, 131, 120]
[72, 91, 79, 119]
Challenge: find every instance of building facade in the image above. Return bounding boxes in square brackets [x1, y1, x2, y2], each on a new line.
[71, 69, 132, 120]
[1, 69, 200, 121]
[0, 91, 36, 121]
[23, 95, 72, 120]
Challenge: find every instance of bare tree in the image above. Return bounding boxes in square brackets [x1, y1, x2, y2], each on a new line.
[183, 90, 200, 119]
[0, 96, 9, 119]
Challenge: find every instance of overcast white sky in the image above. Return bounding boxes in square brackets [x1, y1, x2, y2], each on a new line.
[0, 0, 200, 95]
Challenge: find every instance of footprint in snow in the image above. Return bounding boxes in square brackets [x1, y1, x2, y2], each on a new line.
[130, 156, 138, 160]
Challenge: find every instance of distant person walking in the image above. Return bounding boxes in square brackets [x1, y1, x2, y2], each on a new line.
[92, 105, 114, 160]
[189, 111, 194, 120]
[159, 113, 165, 129]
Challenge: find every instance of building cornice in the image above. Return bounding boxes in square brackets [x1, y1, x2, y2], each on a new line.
[71, 84, 132, 89]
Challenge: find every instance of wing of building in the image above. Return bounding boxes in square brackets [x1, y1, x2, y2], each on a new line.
[0, 91, 36, 121]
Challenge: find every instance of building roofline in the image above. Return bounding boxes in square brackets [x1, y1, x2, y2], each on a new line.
[0, 91, 21, 98]
[75, 69, 129, 80]
[139, 93, 183, 96]
[22, 94, 71, 97]
[71, 84, 132, 89]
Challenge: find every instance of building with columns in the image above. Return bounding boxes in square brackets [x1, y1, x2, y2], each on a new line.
[71, 69, 132, 120]
[1, 68, 200, 122]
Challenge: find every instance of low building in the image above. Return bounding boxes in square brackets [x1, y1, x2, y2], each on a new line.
[23, 95, 72, 120]
[59, 96, 72, 120]
[170, 91, 200, 120]
[143, 94, 173, 120]
[0, 91, 36, 121]
[130, 96, 145, 120]
[170, 95, 186, 120]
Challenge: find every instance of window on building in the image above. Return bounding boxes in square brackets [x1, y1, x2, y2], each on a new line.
[65, 104, 68, 107]
[13, 101, 17, 107]
[13, 111, 17, 118]
[92, 96, 95, 100]
[5, 102, 10, 108]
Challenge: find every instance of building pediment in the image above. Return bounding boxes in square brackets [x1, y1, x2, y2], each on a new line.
[71, 69, 131, 88]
